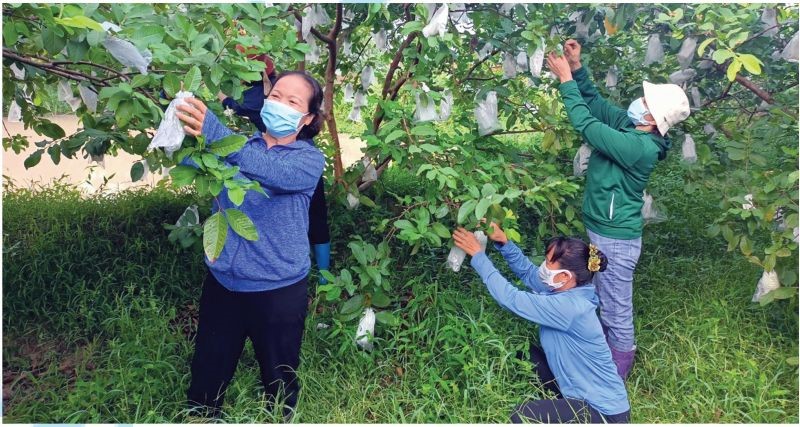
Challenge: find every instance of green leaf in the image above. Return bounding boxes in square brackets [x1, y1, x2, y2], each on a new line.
[697, 37, 716, 56]
[42, 28, 66, 55]
[34, 122, 66, 139]
[506, 228, 522, 243]
[739, 235, 752, 256]
[203, 211, 228, 262]
[47, 145, 61, 165]
[385, 129, 406, 143]
[726, 58, 742, 81]
[54, 16, 104, 31]
[766, 287, 796, 301]
[24, 149, 43, 169]
[4, 21, 19, 46]
[130, 161, 145, 182]
[170, 165, 198, 186]
[209, 134, 248, 157]
[394, 219, 414, 230]
[340, 294, 364, 315]
[431, 222, 451, 239]
[475, 198, 491, 221]
[711, 49, 734, 64]
[209, 180, 223, 196]
[133, 25, 165, 46]
[457, 200, 477, 224]
[225, 208, 258, 241]
[227, 186, 246, 206]
[375, 311, 400, 326]
[163, 74, 181, 98]
[184, 66, 202, 92]
[371, 292, 391, 308]
[738, 53, 762, 75]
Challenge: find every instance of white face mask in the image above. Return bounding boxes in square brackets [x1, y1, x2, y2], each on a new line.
[538, 261, 572, 290]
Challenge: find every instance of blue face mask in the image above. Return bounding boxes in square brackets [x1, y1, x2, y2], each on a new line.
[627, 97, 654, 126]
[260, 99, 308, 138]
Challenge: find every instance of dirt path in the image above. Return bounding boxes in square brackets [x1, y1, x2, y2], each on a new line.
[2, 115, 366, 195]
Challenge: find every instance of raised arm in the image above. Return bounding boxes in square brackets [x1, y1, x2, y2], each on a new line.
[494, 241, 551, 294]
[564, 40, 630, 129]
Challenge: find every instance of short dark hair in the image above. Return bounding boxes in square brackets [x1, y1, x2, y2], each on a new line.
[270, 71, 324, 140]
[545, 237, 608, 286]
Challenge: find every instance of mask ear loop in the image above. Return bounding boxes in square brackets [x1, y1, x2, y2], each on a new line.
[262, 70, 273, 97]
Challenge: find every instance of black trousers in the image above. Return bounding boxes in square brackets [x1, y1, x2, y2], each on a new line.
[187, 272, 308, 417]
[308, 176, 330, 245]
[510, 344, 631, 424]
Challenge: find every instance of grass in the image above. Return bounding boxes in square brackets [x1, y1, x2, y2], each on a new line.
[2, 154, 798, 423]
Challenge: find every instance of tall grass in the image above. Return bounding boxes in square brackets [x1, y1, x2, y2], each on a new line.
[2, 155, 797, 423]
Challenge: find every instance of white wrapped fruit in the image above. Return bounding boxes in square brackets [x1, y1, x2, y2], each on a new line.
[682, 133, 697, 164]
[573, 143, 593, 177]
[360, 66, 375, 91]
[355, 307, 375, 351]
[677, 37, 697, 69]
[502, 53, 517, 78]
[102, 35, 151, 75]
[752, 270, 780, 303]
[475, 91, 500, 136]
[148, 91, 194, 157]
[644, 34, 664, 66]
[529, 45, 545, 78]
[781, 31, 799, 63]
[422, 4, 449, 38]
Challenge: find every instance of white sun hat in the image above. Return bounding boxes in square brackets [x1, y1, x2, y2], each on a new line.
[643, 81, 691, 136]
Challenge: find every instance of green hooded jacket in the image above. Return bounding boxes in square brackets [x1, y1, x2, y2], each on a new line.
[558, 67, 671, 240]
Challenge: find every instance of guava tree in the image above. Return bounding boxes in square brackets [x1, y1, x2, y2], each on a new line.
[3, 3, 798, 329]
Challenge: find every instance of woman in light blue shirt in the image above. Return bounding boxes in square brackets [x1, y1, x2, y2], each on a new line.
[453, 224, 630, 423]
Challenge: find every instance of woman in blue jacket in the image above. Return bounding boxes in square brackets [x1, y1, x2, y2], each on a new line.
[453, 224, 630, 423]
[176, 71, 325, 419]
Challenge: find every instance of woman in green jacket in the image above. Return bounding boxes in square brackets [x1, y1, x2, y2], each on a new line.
[546, 40, 690, 379]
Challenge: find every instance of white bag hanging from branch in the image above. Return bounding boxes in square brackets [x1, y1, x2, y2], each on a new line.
[360, 66, 375, 91]
[682, 133, 697, 164]
[570, 11, 589, 41]
[690, 86, 702, 108]
[478, 43, 493, 60]
[742, 194, 755, 211]
[343, 39, 353, 57]
[644, 34, 664, 66]
[438, 90, 453, 121]
[475, 91, 500, 136]
[422, 4, 449, 38]
[447, 230, 487, 272]
[100, 21, 122, 33]
[57, 80, 81, 112]
[752, 270, 780, 303]
[500, 3, 516, 14]
[474, 230, 487, 252]
[414, 92, 438, 123]
[103, 36, 151, 75]
[343, 83, 354, 103]
[373, 29, 387, 50]
[703, 123, 717, 136]
[760, 8, 779, 38]
[148, 90, 194, 157]
[361, 157, 378, 183]
[355, 307, 375, 351]
[78, 85, 98, 113]
[348, 106, 361, 122]
[305, 37, 321, 64]
[530, 44, 545, 78]
[449, 3, 473, 32]
[10, 63, 25, 80]
[677, 37, 697, 69]
[605, 66, 618, 88]
[7, 101, 21, 123]
[346, 192, 360, 210]
[669, 68, 697, 85]
[781, 31, 799, 63]
[502, 53, 517, 78]
[573, 143, 593, 177]
[641, 190, 666, 224]
[353, 90, 368, 108]
[516, 51, 528, 72]
[343, 8, 355, 29]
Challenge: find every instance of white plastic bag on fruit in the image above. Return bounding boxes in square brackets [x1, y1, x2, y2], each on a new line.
[794, 227, 800, 243]
[355, 307, 375, 351]
[570, 11, 589, 40]
[305, 37, 321, 64]
[343, 83, 354, 103]
[641, 191, 666, 224]
[752, 270, 780, 303]
[343, 39, 353, 57]
[438, 90, 453, 121]
[669, 68, 696, 85]
[346, 192, 360, 209]
[742, 194, 755, 211]
[500, 3, 515, 14]
[78, 85, 98, 113]
[475, 91, 500, 136]
[703, 123, 717, 136]
[90, 153, 105, 168]
[516, 51, 528, 72]
[530, 45, 545, 78]
[422, 4, 449, 38]
[103, 36, 151, 75]
[100, 21, 122, 33]
[353, 90, 368, 108]
[644, 34, 664, 66]
[449, 3, 472, 31]
[348, 106, 361, 122]
[502, 53, 517, 78]
[373, 29, 387, 50]
[447, 245, 467, 272]
[474, 230, 487, 252]
[780, 31, 799, 63]
[10, 63, 25, 80]
[682, 133, 697, 164]
[57, 80, 82, 112]
[760, 8, 779, 38]
[677, 37, 697, 69]
[414, 92, 438, 123]
[478, 43, 493, 60]
[301, 5, 330, 40]
[690, 86, 702, 108]
[573, 143, 592, 177]
[7, 101, 21, 123]
[360, 66, 375, 91]
[148, 91, 193, 157]
[175, 204, 200, 227]
[361, 157, 378, 183]
[605, 66, 618, 88]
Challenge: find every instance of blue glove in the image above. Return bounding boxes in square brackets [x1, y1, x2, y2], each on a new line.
[313, 242, 331, 284]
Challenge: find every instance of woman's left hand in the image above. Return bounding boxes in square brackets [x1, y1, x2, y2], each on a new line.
[546, 52, 573, 83]
[453, 227, 483, 257]
[176, 97, 208, 137]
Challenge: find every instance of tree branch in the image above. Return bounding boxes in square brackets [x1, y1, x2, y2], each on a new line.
[459, 48, 500, 84]
[322, 4, 344, 181]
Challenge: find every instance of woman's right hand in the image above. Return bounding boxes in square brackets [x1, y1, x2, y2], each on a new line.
[484, 220, 508, 245]
[564, 39, 582, 71]
[176, 97, 208, 137]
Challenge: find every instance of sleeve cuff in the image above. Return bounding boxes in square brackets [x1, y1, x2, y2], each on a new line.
[201, 110, 224, 140]
[558, 79, 579, 94]
[572, 66, 588, 80]
[495, 240, 519, 256]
